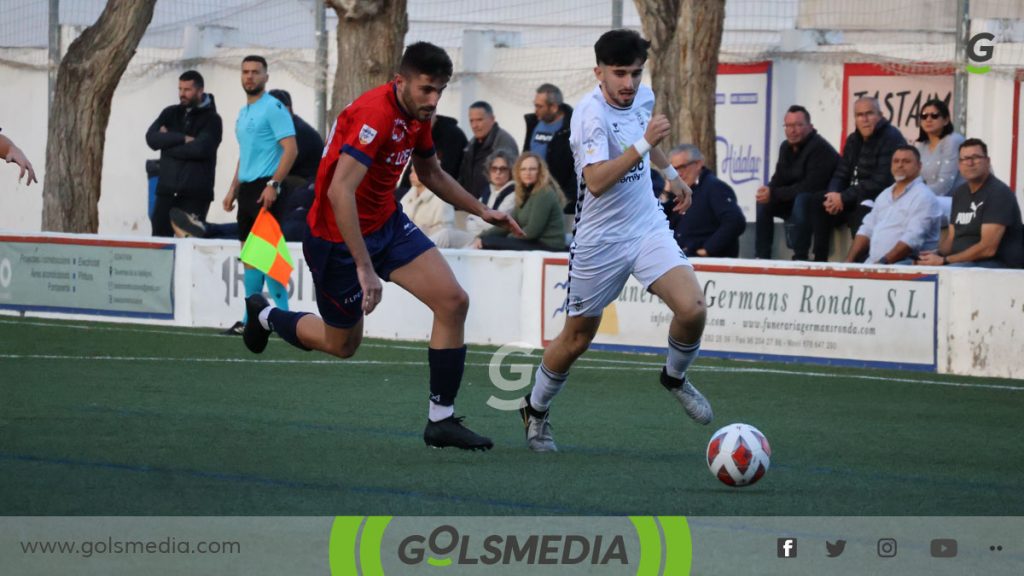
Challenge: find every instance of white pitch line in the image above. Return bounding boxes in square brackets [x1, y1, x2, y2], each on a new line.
[2, 315, 1024, 391]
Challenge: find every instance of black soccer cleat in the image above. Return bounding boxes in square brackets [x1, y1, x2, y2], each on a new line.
[423, 416, 494, 451]
[243, 294, 272, 354]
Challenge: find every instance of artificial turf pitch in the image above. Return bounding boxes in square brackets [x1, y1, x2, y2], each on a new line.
[1, 316, 1021, 516]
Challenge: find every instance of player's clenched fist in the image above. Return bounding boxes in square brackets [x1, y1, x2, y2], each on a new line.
[644, 114, 671, 147]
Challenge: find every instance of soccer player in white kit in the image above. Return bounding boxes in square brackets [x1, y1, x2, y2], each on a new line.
[519, 29, 713, 452]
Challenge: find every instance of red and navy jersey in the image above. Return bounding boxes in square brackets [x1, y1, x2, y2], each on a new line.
[309, 81, 435, 242]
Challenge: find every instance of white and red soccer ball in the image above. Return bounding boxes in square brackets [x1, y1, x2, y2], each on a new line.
[706, 423, 771, 487]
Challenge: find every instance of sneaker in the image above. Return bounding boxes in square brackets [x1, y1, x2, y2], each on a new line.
[221, 321, 244, 336]
[170, 208, 207, 238]
[243, 294, 272, 353]
[518, 396, 557, 452]
[660, 368, 713, 425]
[423, 416, 493, 451]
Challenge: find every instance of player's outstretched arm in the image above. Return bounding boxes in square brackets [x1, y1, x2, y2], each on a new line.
[412, 155, 524, 236]
[583, 114, 671, 197]
[329, 153, 383, 314]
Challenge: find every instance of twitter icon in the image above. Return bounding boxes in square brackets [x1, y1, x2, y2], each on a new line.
[826, 540, 847, 558]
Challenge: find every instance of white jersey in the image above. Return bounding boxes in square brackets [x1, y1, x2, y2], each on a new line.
[569, 84, 667, 247]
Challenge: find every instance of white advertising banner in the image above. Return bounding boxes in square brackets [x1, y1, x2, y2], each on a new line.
[541, 260, 938, 371]
[843, 64, 954, 144]
[715, 63, 772, 221]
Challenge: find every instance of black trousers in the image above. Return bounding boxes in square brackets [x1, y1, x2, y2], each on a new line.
[810, 191, 872, 261]
[151, 193, 211, 237]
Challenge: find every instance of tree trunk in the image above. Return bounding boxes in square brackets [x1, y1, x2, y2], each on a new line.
[634, 0, 726, 170]
[42, 0, 156, 232]
[327, 0, 408, 120]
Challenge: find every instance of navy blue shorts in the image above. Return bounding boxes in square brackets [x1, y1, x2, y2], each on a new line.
[303, 208, 435, 328]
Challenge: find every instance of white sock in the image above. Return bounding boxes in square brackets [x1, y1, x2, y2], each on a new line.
[529, 363, 569, 412]
[257, 305, 275, 331]
[666, 337, 701, 379]
[428, 401, 454, 422]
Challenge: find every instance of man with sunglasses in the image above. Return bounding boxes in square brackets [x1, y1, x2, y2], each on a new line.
[915, 138, 1023, 268]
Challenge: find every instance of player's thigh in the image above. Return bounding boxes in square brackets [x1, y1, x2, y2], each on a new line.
[648, 265, 705, 320]
[389, 247, 467, 314]
[635, 229, 704, 318]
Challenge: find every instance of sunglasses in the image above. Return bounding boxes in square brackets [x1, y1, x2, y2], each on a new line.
[920, 113, 944, 120]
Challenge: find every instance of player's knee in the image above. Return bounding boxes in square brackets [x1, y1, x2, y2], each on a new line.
[437, 288, 469, 321]
[328, 333, 361, 359]
[675, 298, 707, 328]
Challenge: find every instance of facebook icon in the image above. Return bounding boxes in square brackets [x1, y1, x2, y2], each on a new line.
[777, 538, 798, 558]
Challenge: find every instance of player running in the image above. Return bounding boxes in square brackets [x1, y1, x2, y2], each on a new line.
[243, 42, 521, 451]
[519, 29, 713, 452]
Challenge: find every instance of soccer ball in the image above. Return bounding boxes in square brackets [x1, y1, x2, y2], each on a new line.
[706, 423, 771, 487]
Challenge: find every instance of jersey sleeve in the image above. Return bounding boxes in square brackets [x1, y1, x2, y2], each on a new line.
[576, 104, 609, 168]
[413, 119, 436, 157]
[268, 100, 297, 141]
[338, 105, 391, 168]
[636, 85, 656, 115]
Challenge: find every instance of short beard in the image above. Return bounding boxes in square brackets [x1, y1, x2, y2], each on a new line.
[244, 85, 264, 96]
[893, 174, 907, 182]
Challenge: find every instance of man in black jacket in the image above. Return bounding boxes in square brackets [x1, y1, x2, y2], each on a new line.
[524, 83, 576, 214]
[811, 97, 904, 261]
[665, 144, 747, 257]
[755, 105, 839, 259]
[145, 70, 223, 237]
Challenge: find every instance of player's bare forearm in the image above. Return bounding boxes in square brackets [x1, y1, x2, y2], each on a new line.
[413, 156, 486, 217]
[582, 148, 645, 197]
[328, 155, 374, 268]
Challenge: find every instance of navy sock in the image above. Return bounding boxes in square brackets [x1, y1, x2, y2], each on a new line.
[428, 346, 466, 407]
[268, 308, 312, 351]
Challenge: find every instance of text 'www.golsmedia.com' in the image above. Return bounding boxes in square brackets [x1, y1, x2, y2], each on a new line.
[20, 537, 241, 558]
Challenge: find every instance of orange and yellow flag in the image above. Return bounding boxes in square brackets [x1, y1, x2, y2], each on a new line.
[240, 208, 293, 285]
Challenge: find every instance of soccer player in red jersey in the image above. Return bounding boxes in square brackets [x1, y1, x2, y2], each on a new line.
[243, 42, 521, 450]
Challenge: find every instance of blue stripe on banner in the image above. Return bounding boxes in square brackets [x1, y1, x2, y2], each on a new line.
[341, 144, 372, 167]
[730, 93, 759, 105]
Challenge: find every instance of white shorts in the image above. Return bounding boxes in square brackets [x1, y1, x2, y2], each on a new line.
[565, 227, 692, 317]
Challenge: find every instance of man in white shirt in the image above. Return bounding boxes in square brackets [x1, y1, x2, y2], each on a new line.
[518, 29, 713, 452]
[845, 145, 941, 265]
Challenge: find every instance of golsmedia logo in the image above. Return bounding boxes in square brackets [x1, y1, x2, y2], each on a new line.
[397, 524, 627, 567]
[966, 32, 995, 75]
[329, 516, 692, 575]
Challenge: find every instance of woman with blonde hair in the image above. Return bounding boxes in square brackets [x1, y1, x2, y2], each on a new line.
[476, 152, 566, 251]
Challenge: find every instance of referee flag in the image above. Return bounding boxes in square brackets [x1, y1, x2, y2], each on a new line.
[240, 208, 294, 286]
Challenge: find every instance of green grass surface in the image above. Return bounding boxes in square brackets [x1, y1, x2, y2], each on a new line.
[1, 316, 1022, 516]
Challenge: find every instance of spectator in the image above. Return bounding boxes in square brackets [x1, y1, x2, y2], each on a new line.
[395, 113, 468, 202]
[268, 89, 324, 186]
[458, 101, 518, 201]
[916, 138, 1024, 268]
[665, 144, 746, 257]
[914, 98, 964, 226]
[755, 105, 838, 259]
[463, 149, 517, 237]
[812, 97, 904, 261]
[145, 70, 223, 237]
[220, 55, 297, 335]
[524, 83, 576, 214]
[845, 146, 941, 264]
[432, 114, 468, 181]
[400, 164, 457, 243]
[476, 152, 565, 251]
[0, 128, 37, 186]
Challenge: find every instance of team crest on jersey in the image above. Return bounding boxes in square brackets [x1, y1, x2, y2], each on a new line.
[391, 119, 407, 142]
[358, 124, 378, 145]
